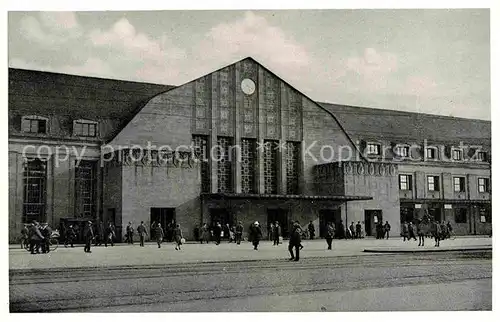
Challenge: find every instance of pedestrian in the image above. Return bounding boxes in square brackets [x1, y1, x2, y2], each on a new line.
[104, 222, 115, 247]
[375, 222, 382, 239]
[273, 221, 281, 246]
[40, 223, 52, 253]
[355, 221, 362, 239]
[325, 222, 335, 250]
[401, 221, 409, 241]
[229, 225, 236, 243]
[223, 223, 230, 242]
[213, 222, 222, 245]
[289, 222, 302, 261]
[155, 223, 165, 248]
[84, 221, 94, 253]
[417, 220, 425, 247]
[173, 224, 183, 250]
[126, 222, 134, 244]
[408, 222, 417, 241]
[65, 224, 76, 248]
[384, 221, 391, 239]
[249, 221, 262, 250]
[440, 221, 448, 240]
[137, 221, 148, 247]
[235, 221, 244, 245]
[446, 221, 453, 239]
[29, 221, 44, 254]
[201, 223, 211, 244]
[268, 223, 274, 241]
[349, 222, 355, 240]
[308, 221, 315, 240]
[20, 224, 29, 249]
[431, 220, 441, 247]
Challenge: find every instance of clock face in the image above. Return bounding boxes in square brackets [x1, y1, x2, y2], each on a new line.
[241, 78, 256, 95]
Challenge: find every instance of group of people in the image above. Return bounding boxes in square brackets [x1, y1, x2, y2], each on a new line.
[401, 220, 454, 247]
[20, 221, 54, 254]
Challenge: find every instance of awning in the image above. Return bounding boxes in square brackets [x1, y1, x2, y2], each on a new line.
[201, 193, 373, 201]
[400, 198, 491, 205]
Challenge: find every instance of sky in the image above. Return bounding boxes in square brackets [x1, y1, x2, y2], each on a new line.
[8, 9, 491, 120]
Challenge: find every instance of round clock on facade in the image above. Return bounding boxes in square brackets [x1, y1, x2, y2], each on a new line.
[241, 78, 256, 95]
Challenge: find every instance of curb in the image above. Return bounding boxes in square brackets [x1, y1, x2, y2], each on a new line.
[363, 247, 492, 253]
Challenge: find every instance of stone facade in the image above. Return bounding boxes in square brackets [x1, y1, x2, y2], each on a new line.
[7, 57, 492, 242]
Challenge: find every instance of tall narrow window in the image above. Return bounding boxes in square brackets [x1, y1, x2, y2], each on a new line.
[241, 138, 256, 193]
[477, 152, 488, 162]
[399, 174, 412, 191]
[75, 160, 98, 218]
[395, 146, 410, 158]
[427, 176, 440, 191]
[453, 177, 465, 192]
[263, 140, 279, 194]
[192, 135, 210, 193]
[23, 159, 47, 223]
[285, 142, 300, 194]
[216, 137, 233, 193]
[478, 178, 490, 193]
[452, 149, 463, 161]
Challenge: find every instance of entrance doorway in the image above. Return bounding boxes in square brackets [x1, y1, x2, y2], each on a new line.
[364, 210, 382, 236]
[267, 208, 290, 238]
[209, 208, 234, 229]
[319, 209, 341, 238]
[150, 208, 176, 238]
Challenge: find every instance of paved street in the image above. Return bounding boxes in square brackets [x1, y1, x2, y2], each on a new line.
[9, 238, 492, 312]
[9, 237, 492, 270]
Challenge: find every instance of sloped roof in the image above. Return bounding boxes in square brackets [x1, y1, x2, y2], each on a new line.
[320, 102, 491, 146]
[8, 68, 174, 141]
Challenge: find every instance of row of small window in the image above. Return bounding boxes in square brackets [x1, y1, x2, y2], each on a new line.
[21, 116, 98, 137]
[399, 174, 490, 193]
[366, 143, 488, 162]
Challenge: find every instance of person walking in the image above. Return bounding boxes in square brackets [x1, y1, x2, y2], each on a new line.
[155, 223, 165, 248]
[408, 222, 417, 241]
[349, 222, 356, 240]
[325, 222, 335, 250]
[289, 222, 302, 261]
[173, 224, 183, 250]
[201, 223, 211, 244]
[84, 221, 94, 253]
[307, 221, 315, 240]
[29, 221, 44, 254]
[440, 221, 448, 240]
[355, 221, 362, 239]
[417, 220, 425, 247]
[249, 221, 262, 250]
[125, 222, 134, 244]
[40, 223, 53, 253]
[20, 225, 29, 249]
[431, 220, 441, 247]
[446, 221, 453, 239]
[401, 221, 409, 241]
[137, 221, 148, 247]
[235, 221, 244, 245]
[65, 224, 76, 248]
[272, 221, 281, 246]
[104, 222, 115, 247]
[384, 221, 391, 239]
[213, 222, 222, 245]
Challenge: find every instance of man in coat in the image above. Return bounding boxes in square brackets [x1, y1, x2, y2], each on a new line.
[137, 221, 148, 247]
[401, 221, 409, 241]
[325, 222, 335, 250]
[40, 223, 53, 253]
[355, 221, 362, 239]
[384, 221, 391, 239]
[249, 221, 262, 250]
[29, 221, 44, 254]
[84, 221, 94, 253]
[235, 221, 244, 245]
[272, 221, 281, 246]
[213, 222, 222, 245]
[289, 221, 302, 261]
[307, 221, 315, 240]
[126, 222, 134, 244]
[105, 222, 115, 247]
[155, 223, 165, 248]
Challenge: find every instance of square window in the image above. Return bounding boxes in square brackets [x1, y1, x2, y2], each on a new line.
[396, 146, 410, 157]
[367, 143, 381, 155]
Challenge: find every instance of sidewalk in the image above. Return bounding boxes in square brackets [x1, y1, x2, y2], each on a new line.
[9, 237, 492, 271]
